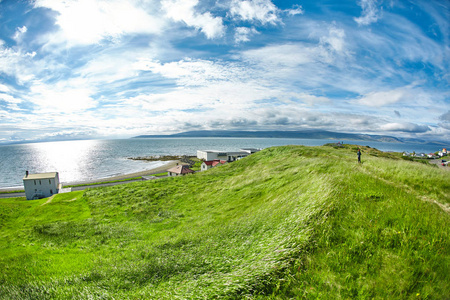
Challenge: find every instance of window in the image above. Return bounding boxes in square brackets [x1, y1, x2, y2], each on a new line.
[34, 180, 36, 185]
[49, 179, 51, 184]
[50, 189, 53, 194]
[39, 180, 41, 185]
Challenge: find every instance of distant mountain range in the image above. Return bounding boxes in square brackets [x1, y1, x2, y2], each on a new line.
[134, 130, 446, 145]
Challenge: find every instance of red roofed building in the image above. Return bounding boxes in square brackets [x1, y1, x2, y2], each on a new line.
[167, 164, 195, 177]
[201, 160, 227, 171]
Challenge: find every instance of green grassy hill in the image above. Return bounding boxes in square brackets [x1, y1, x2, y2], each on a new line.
[0, 145, 449, 299]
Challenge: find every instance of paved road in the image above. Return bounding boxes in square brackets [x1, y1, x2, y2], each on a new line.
[0, 177, 165, 199]
[429, 159, 450, 170]
[0, 192, 25, 199]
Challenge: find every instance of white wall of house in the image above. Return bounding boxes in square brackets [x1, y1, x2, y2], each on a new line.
[201, 162, 212, 171]
[197, 150, 225, 161]
[23, 172, 60, 200]
[197, 150, 253, 161]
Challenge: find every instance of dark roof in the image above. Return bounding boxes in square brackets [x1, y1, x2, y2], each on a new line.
[167, 165, 194, 174]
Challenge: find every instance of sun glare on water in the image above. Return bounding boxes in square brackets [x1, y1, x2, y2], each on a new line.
[29, 140, 101, 183]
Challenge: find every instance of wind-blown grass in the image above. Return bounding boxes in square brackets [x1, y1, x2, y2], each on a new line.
[0, 145, 448, 299]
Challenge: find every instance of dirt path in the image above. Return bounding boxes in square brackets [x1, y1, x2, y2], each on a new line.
[41, 195, 56, 206]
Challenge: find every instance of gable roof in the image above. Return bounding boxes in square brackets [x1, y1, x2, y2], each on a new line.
[23, 172, 58, 180]
[203, 160, 227, 167]
[167, 165, 194, 174]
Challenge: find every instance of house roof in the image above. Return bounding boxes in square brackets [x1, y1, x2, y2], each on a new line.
[212, 160, 226, 166]
[23, 172, 58, 180]
[203, 160, 227, 166]
[167, 165, 194, 174]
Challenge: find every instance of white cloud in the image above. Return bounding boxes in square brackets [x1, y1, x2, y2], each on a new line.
[13, 26, 27, 41]
[230, 0, 279, 25]
[77, 51, 144, 84]
[242, 44, 314, 66]
[380, 122, 430, 133]
[320, 25, 346, 53]
[234, 27, 259, 43]
[285, 4, 304, 16]
[29, 81, 97, 113]
[34, 0, 164, 46]
[357, 88, 409, 107]
[161, 0, 225, 39]
[0, 83, 10, 92]
[0, 43, 36, 84]
[135, 58, 247, 87]
[0, 93, 21, 104]
[354, 0, 381, 25]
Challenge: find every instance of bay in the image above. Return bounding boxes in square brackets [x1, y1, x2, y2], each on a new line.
[0, 138, 445, 189]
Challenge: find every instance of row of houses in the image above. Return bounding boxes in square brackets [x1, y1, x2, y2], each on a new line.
[166, 148, 261, 177]
[403, 148, 447, 159]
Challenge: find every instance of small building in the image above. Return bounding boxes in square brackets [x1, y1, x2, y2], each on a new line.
[197, 150, 228, 161]
[167, 165, 195, 177]
[197, 148, 260, 162]
[438, 149, 448, 157]
[201, 160, 227, 171]
[23, 171, 60, 200]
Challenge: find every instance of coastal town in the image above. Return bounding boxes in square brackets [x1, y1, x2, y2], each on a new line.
[2, 146, 448, 201]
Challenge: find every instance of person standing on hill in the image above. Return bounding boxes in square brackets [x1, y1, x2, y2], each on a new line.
[357, 149, 361, 163]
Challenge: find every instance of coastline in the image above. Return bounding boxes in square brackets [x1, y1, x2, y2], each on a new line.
[0, 160, 180, 193]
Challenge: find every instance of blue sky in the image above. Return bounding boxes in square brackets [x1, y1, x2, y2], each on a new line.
[0, 0, 448, 144]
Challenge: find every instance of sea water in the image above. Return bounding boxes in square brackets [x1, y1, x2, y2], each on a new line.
[0, 138, 445, 189]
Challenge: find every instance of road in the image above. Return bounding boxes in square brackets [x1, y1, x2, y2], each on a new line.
[0, 177, 164, 199]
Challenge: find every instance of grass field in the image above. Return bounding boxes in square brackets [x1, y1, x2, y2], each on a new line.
[0, 145, 448, 299]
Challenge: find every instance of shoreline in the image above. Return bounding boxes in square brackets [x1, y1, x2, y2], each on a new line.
[0, 160, 180, 193]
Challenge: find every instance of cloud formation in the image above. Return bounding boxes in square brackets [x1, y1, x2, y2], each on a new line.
[162, 0, 225, 39]
[0, 0, 448, 144]
[229, 0, 280, 25]
[354, 0, 381, 25]
[34, 0, 165, 45]
[380, 122, 430, 133]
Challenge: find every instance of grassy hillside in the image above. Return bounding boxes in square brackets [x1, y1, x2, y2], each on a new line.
[0, 145, 448, 299]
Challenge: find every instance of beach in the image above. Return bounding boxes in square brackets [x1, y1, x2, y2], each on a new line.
[65, 160, 180, 185]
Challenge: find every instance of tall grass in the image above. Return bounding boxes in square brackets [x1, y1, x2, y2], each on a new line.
[0, 145, 448, 299]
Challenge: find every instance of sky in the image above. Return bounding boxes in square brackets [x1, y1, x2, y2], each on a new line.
[0, 0, 449, 144]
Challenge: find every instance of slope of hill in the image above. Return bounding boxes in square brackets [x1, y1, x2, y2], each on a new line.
[0, 145, 449, 299]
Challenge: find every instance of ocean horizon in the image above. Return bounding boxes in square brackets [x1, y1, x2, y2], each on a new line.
[0, 137, 446, 189]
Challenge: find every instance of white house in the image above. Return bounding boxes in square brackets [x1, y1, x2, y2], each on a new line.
[201, 160, 227, 171]
[197, 150, 228, 161]
[197, 148, 260, 162]
[23, 171, 60, 200]
[167, 165, 195, 177]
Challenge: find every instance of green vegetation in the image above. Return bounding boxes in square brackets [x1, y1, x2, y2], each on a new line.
[0, 189, 25, 194]
[65, 177, 142, 188]
[0, 145, 448, 299]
